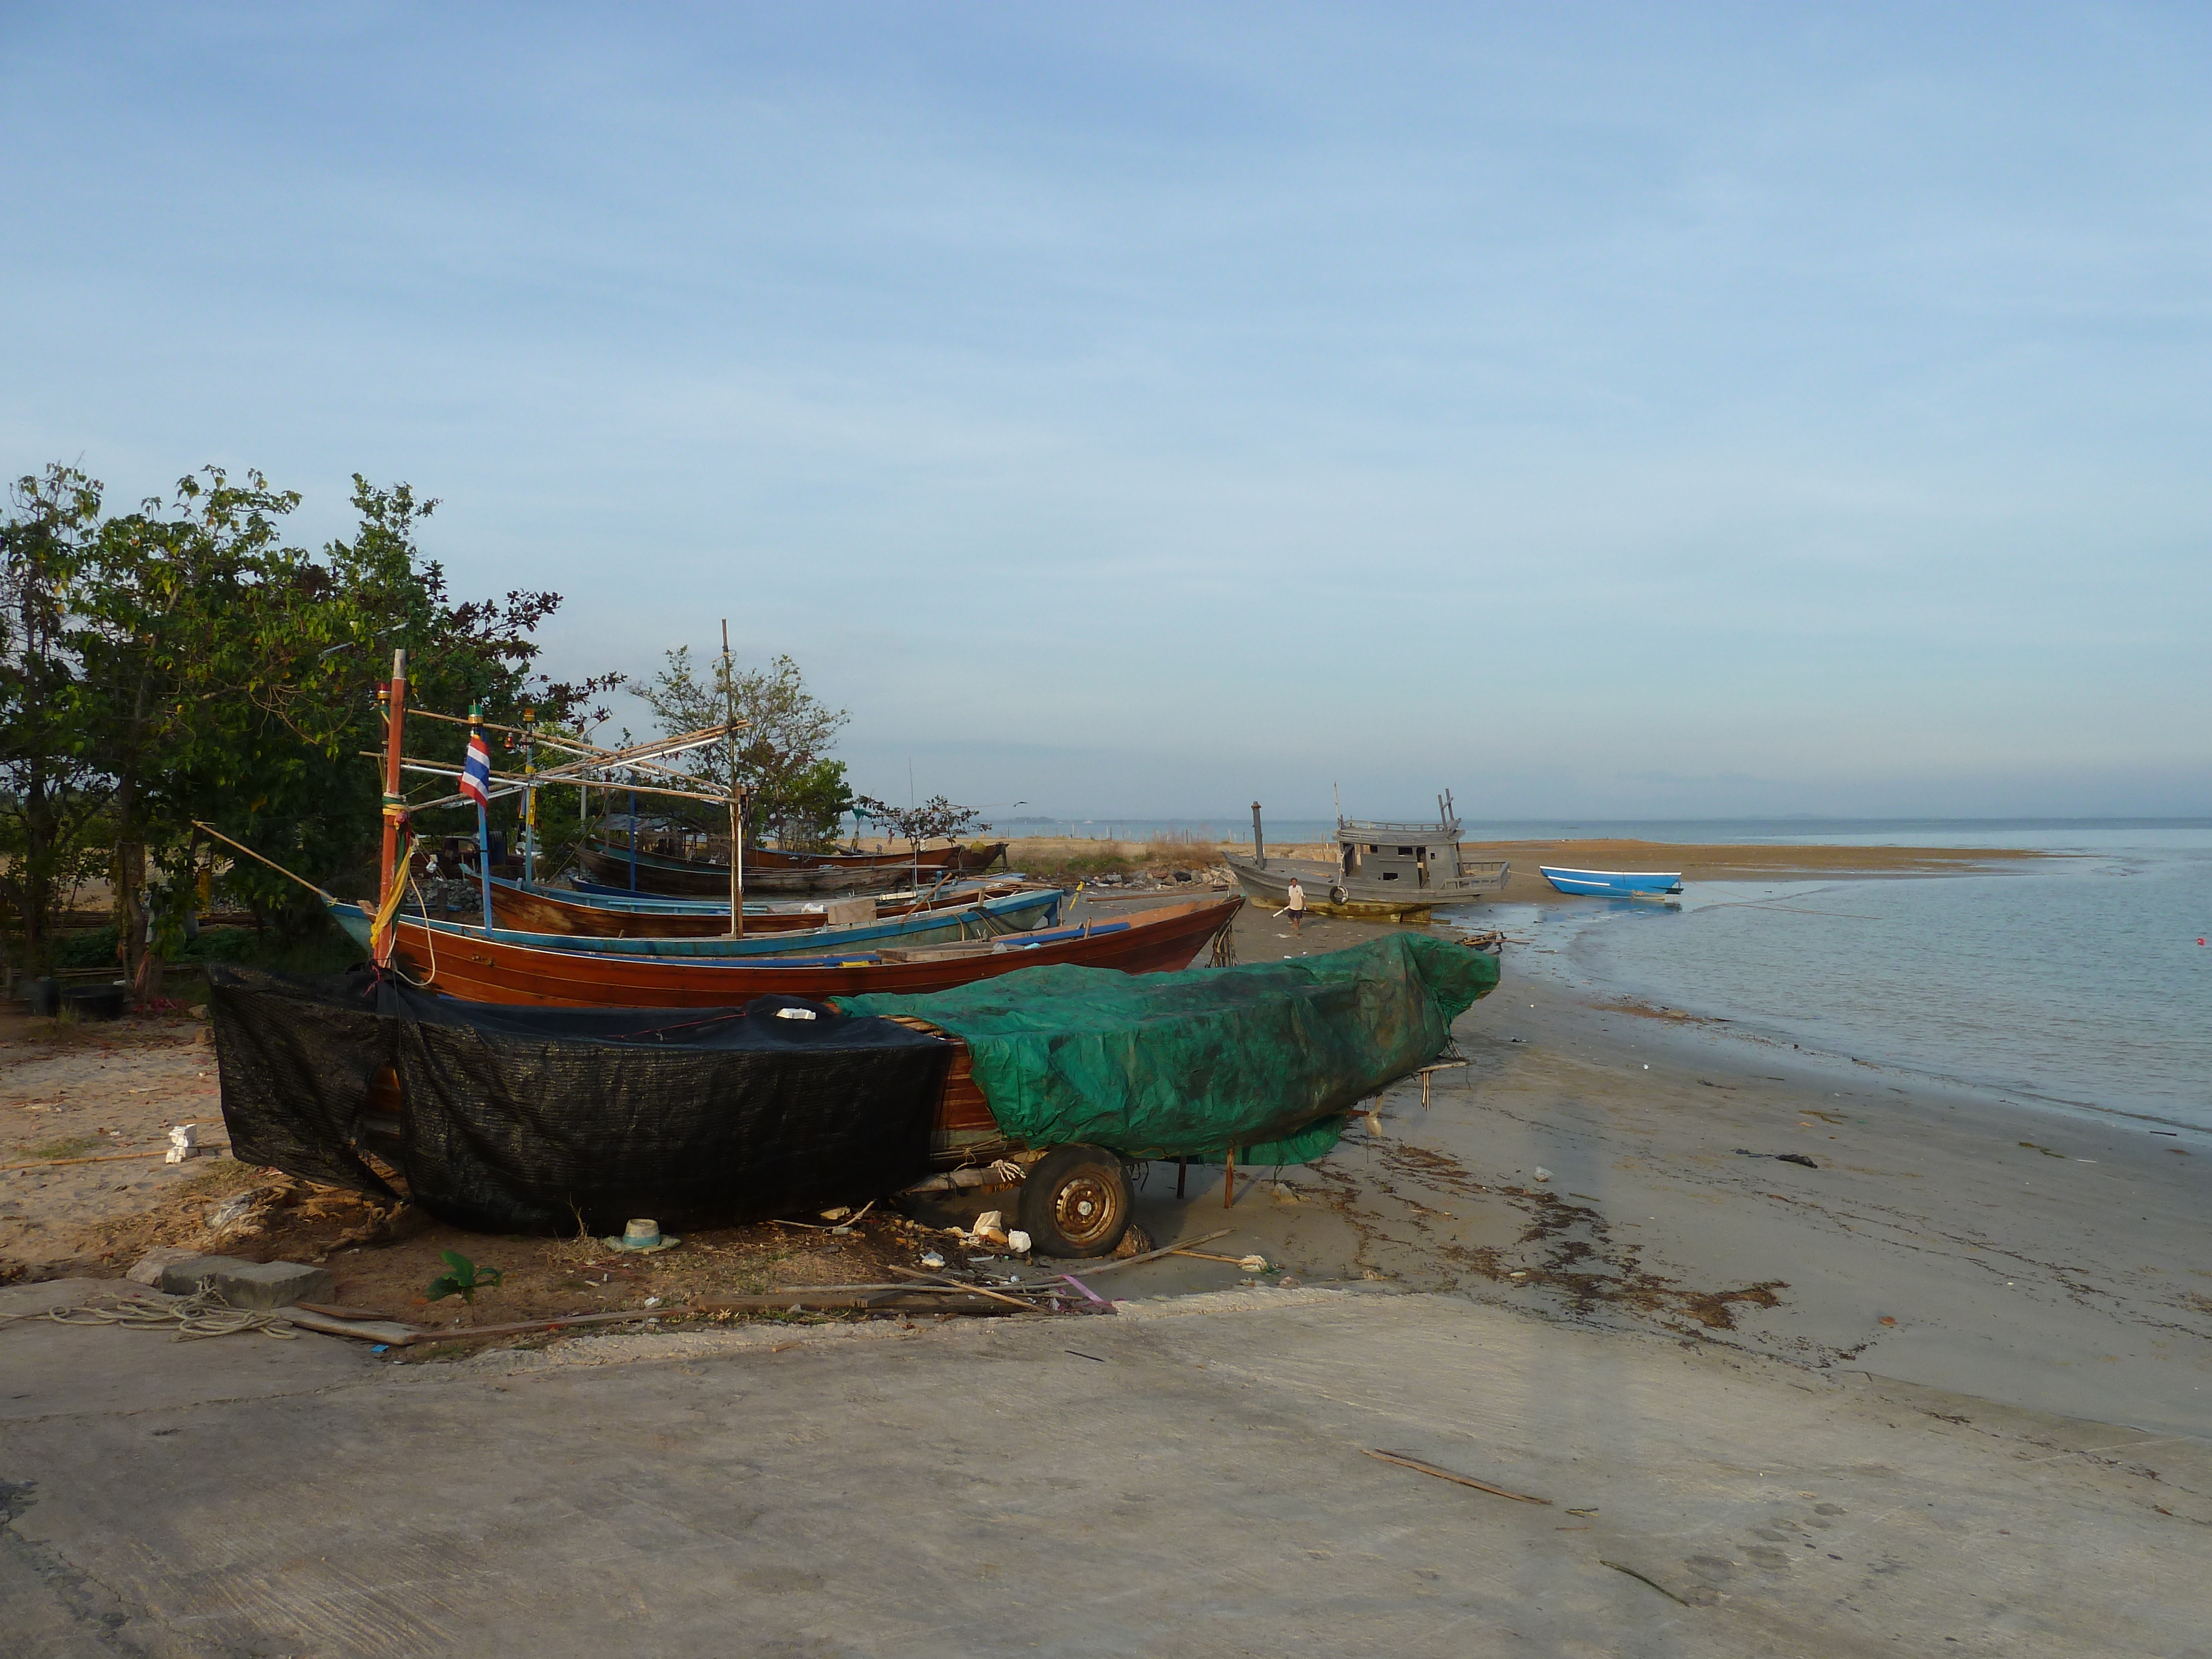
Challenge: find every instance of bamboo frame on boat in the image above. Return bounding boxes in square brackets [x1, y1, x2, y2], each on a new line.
[372, 679, 755, 957]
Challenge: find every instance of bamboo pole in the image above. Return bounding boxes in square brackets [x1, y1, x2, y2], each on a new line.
[374, 650, 408, 967]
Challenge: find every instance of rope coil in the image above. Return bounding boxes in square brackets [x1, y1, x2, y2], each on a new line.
[32, 1286, 301, 1342]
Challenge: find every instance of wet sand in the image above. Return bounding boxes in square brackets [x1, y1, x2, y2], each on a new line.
[1094, 905, 2211, 1441]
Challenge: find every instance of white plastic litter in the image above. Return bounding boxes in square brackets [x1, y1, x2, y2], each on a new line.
[775, 1007, 818, 1021]
[1006, 1230, 1032, 1254]
[1238, 1254, 1269, 1271]
[974, 1209, 1004, 1234]
[919, 1250, 946, 1269]
[165, 1124, 201, 1165]
[1533, 1167, 1552, 1182]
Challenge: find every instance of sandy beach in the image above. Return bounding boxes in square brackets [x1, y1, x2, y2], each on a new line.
[3, 869, 2207, 1653]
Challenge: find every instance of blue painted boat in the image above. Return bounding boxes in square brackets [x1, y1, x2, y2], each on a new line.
[1538, 866, 1683, 898]
[331, 885, 1062, 960]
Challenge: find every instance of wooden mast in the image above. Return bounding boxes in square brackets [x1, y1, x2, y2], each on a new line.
[373, 649, 408, 967]
[723, 619, 743, 938]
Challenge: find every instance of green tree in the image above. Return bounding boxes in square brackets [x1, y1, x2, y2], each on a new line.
[0, 466, 112, 974]
[638, 648, 851, 849]
[3, 462, 621, 987]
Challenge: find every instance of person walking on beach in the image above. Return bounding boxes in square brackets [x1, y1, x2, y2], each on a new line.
[1285, 875, 1306, 934]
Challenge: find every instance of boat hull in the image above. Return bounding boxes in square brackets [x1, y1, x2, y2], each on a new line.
[1224, 853, 1507, 921]
[365, 896, 1241, 1006]
[576, 843, 908, 896]
[1538, 866, 1684, 897]
[486, 876, 1042, 938]
[335, 887, 1064, 961]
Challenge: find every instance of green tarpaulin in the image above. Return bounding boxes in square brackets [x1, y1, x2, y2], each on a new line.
[839, 933, 1500, 1164]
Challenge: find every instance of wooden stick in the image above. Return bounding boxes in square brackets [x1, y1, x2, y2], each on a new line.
[0, 1144, 231, 1174]
[1166, 1249, 1261, 1266]
[1362, 1448, 1550, 1505]
[883, 1265, 1046, 1311]
[1600, 1561, 1692, 1606]
[191, 821, 337, 904]
[1055, 1228, 1234, 1277]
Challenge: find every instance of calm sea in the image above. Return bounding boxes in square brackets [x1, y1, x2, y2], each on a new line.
[1432, 821, 2212, 1133]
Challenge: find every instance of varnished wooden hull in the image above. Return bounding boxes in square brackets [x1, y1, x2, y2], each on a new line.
[577, 843, 907, 896]
[486, 877, 1040, 938]
[383, 896, 1242, 1007]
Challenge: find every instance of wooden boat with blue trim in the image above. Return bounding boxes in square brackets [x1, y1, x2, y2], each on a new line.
[482, 875, 1041, 938]
[358, 894, 1242, 1008]
[332, 884, 1063, 960]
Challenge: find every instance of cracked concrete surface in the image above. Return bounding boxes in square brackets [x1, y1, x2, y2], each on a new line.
[2, 1275, 2208, 1657]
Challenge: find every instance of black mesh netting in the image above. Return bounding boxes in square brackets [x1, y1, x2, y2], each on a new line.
[205, 965, 952, 1235]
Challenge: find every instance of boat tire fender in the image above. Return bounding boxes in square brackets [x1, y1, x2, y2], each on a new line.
[1328, 885, 1348, 906]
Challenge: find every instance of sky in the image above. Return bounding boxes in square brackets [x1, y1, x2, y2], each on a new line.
[4, 3, 2208, 820]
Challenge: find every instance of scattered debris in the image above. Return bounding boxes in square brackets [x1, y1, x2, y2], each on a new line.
[1363, 1448, 1550, 1505]
[1734, 1150, 1819, 1169]
[1600, 1559, 1694, 1606]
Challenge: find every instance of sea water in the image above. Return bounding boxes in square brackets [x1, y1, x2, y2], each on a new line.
[1448, 822, 2212, 1133]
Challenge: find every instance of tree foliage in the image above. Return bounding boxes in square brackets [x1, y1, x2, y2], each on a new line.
[638, 647, 852, 849]
[0, 462, 620, 978]
[852, 792, 984, 849]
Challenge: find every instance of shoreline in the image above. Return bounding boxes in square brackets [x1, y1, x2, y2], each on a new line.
[1111, 904, 2212, 1441]
[1469, 879, 2212, 1140]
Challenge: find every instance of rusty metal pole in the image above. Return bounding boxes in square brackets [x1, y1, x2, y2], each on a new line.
[1250, 802, 1265, 869]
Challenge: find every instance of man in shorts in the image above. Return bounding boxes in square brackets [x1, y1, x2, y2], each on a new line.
[1285, 875, 1306, 934]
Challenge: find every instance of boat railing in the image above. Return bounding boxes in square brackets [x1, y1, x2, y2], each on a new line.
[1336, 817, 1462, 840]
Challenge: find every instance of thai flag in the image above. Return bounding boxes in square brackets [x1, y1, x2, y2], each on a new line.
[459, 729, 493, 808]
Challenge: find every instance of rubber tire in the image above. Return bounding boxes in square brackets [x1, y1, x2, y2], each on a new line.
[1328, 885, 1348, 906]
[1019, 1144, 1134, 1258]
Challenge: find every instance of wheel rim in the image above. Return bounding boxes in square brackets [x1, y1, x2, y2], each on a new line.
[1051, 1172, 1122, 1247]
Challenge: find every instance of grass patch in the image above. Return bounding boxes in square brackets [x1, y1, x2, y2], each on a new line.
[19, 1136, 104, 1161]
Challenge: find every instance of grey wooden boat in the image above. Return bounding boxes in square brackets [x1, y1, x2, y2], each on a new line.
[1227, 795, 1506, 920]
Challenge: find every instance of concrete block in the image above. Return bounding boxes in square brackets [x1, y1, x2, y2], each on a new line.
[127, 1246, 202, 1288]
[156, 1255, 334, 1310]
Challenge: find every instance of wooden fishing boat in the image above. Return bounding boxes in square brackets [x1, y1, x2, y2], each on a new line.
[1227, 801, 1506, 922]
[363, 895, 1241, 1008]
[1539, 867, 1683, 898]
[332, 885, 1064, 962]
[480, 875, 1040, 938]
[577, 842, 906, 896]
[747, 840, 1009, 874]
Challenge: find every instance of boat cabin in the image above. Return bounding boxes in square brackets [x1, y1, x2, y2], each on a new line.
[1335, 797, 1472, 892]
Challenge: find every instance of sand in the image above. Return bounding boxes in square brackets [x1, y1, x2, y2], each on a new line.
[4, 875, 2201, 1447]
[1088, 904, 2209, 1442]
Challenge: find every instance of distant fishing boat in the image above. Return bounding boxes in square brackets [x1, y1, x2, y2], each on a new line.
[1226, 793, 1507, 921]
[1538, 867, 1683, 898]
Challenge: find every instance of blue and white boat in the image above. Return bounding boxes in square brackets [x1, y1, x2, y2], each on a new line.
[1538, 866, 1683, 898]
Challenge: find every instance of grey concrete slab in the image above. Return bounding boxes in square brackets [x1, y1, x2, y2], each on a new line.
[153, 1255, 334, 1310]
[2, 1289, 2204, 1657]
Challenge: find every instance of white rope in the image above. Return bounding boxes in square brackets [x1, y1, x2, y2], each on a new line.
[25, 1286, 300, 1342]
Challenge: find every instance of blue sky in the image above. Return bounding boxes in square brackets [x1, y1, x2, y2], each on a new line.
[4, 3, 2207, 818]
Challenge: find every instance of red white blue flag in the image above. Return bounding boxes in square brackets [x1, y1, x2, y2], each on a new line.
[459, 728, 493, 808]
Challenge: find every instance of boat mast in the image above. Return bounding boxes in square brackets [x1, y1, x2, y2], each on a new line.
[723, 618, 743, 938]
[373, 648, 408, 968]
